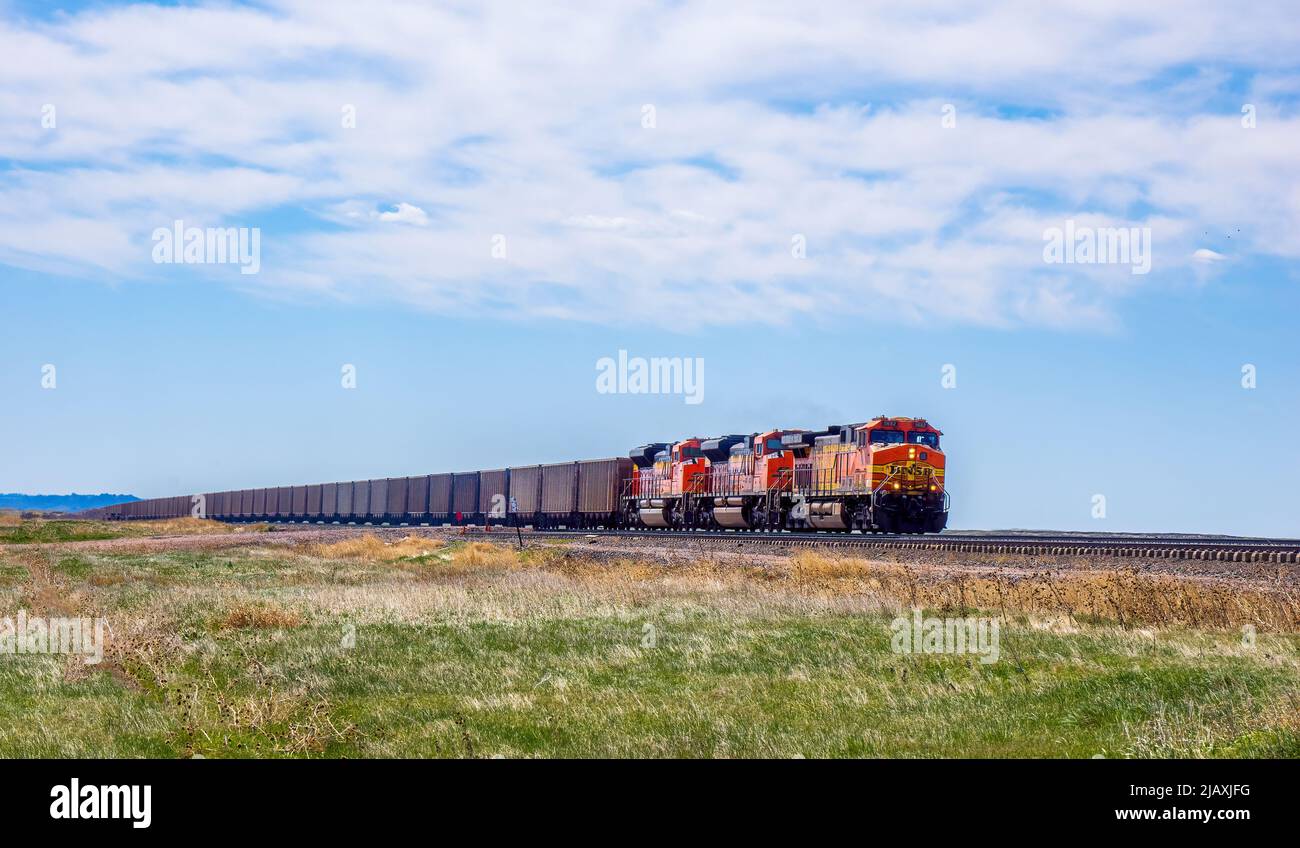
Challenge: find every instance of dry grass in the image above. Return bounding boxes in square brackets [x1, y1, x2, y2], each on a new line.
[167, 681, 358, 756]
[219, 601, 306, 631]
[781, 551, 1300, 631]
[5, 528, 1296, 758]
[518, 549, 1299, 631]
[0, 510, 22, 526]
[450, 541, 523, 570]
[302, 535, 524, 575]
[304, 533, 443, 562]
[143, 517, 270, 535]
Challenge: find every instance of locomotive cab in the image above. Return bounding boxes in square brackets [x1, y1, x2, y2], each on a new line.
[859, 418, 947, 533]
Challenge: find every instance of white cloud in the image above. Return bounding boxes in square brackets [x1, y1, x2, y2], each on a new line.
[562, 215, 633, 231]
[1192, 248, 1227, 263]
[376, 202, 428, 226]
[0, 0, 1297, 328]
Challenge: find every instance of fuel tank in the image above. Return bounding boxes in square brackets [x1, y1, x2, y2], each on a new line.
[639, 507, 672, 528]
[808, 500, 851, 529]
[713, 505, 751, 528]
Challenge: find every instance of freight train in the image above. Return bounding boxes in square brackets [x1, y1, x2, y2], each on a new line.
[77, 416, 948, 534]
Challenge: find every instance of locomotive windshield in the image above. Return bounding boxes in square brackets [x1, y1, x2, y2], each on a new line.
[908, 432, 940, 448]
[869, 430, 905, 444]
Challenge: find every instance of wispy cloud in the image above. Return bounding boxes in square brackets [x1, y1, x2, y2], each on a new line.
[376, 203, 428, 226]
[1, 0, 1298, 328]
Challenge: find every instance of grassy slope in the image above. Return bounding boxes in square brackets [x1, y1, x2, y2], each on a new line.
[0, 534, 1296, 758]
[0, 520, 125, 544]
[0, 516, 269, 545]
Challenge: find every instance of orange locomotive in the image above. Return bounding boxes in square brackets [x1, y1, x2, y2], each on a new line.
[626, 438, 706, 528]
[626, 416, 948, 533]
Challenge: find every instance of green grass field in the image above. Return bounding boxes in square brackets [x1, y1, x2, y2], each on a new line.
[1, 524, 1296, 758]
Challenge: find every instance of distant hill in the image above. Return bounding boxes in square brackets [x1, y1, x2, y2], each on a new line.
[0, 493, 139, 513]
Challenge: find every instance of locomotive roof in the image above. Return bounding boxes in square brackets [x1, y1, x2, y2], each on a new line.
[860, 416, 942, 434]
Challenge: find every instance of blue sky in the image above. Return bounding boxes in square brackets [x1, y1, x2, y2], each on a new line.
[2, 1, 1299, 535]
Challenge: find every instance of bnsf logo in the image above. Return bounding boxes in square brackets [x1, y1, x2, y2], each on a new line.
[890, 463, 931, 477]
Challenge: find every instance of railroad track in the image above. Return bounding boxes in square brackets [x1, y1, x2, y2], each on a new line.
[442, 526, 1300, 563]
[242, 519, 1300, 562]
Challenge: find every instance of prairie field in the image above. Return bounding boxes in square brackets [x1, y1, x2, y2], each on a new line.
[0, 518, 1297, 758]
[0, 512, 271, 544]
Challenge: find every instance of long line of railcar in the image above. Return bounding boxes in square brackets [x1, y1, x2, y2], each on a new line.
[75, 416, 951, 534]
[77, 458, 633, 529]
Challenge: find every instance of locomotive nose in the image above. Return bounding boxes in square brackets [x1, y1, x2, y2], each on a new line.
[874, 444, 944, 492]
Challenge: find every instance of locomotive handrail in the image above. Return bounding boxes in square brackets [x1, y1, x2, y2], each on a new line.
[873, 468, 900, 496]
[871, 468, 948, 511]
[769, 467, 794, 490]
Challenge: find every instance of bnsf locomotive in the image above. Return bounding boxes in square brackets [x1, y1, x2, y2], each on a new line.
[79, 416, 948, 535]
[628, 416, 947, 533]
